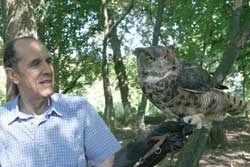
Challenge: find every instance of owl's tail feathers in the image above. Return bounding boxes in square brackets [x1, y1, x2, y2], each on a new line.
[218, 90, 250, 115]
[227, 100, 250, 116]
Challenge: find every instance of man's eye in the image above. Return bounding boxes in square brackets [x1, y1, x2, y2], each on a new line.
[31, 60, 40, 67]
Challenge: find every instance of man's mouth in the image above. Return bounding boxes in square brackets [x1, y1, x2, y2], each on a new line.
[39, 79, 52, 84]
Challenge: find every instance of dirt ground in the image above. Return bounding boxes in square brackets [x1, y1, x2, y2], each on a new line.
[116, 116, 250, 167]
[199, 116, 250, 167]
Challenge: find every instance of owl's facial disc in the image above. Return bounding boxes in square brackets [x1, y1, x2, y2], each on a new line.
[134, 46, 177, 84]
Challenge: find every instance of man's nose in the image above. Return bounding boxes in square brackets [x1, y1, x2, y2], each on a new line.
[41, 61, 53, 74]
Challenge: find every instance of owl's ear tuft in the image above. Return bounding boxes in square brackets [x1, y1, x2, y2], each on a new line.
[133, 47, 145, 56]
[167, 45, 175, 50]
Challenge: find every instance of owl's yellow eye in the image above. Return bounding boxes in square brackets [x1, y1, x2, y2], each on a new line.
[164, 54, 169, 59]
[142, 56, 153, 65]
[145, 52, 155, 61]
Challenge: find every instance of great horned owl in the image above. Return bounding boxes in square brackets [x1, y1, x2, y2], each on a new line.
[133, 46, 250, 128]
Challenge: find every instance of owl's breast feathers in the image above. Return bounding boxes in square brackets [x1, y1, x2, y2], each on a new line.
[141, 75, 178, 110]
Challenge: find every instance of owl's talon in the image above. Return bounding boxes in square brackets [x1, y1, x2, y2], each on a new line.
[183, 114, 203, 129]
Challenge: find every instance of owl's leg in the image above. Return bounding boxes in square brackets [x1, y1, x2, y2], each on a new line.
[183, 113, 205, 129]
[163, 108, 180, 120]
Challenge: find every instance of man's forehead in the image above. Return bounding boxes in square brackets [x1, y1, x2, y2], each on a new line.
[14, 39, 48, 57]
[15, 39, 44, 50]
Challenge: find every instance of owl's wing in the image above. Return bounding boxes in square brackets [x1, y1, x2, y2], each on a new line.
[176, 61, 214, 92]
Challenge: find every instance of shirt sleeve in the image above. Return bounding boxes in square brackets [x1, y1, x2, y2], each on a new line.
[83, 101, 121, 165]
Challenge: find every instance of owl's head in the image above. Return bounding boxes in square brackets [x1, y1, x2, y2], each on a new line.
[133, 45, 177, 83]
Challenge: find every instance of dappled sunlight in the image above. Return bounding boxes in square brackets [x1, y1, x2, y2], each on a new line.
[200, 117, 250, 167]
[227, 131, 250, 141]
[201, 151, 250, 167]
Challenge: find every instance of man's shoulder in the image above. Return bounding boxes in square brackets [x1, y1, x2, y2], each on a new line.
[51, 93, 94, 118]
[0, 106, 8, 114]
[52, 93, 89, 106]
[0, 105, 12, 125]
[0, 98, 18, 124]
[51, 93, 86, 102]
[1, 97, 16, 110]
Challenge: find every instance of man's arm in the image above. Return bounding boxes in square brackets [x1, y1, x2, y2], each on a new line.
[95, 155, 115, 167]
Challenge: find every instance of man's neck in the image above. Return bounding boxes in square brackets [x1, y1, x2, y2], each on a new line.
[18, 95, 51, 117]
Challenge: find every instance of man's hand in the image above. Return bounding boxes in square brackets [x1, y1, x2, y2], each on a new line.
[95, 155, 115, 167]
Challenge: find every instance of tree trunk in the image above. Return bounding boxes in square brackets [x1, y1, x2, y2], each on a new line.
[208, 121, 228, 148]
[37, 0, 46, 43]
[209, 0, 250, 151]
[152, 0, 166, 46]
[213, 0, 250, 84]
[2, 0, 39, 100]
[52, 46, 60, 93]
[137, 0, 166, 129]
[100, 0, 134, 129]
[110, 27, 133, 125]
[137, 94, 148, 130]
[176, 0, 250, 166]
[176, 128, 209, 167]
[0, 41, 3, 66]
[101, 0, 115, 129]
[242, 54, 249, 118]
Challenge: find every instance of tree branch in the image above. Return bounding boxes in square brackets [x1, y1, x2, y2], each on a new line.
[103, 0, 135, 42]
[213, 0, 250, 84]
[152, 0, 166, 46]
[62, 72, 82, 94]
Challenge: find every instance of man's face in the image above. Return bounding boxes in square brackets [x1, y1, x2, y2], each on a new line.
[12, 39, 54, 99]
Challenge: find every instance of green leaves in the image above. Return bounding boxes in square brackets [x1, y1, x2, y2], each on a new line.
[27, 0, 250, 105]
[43, 0, 101, 93]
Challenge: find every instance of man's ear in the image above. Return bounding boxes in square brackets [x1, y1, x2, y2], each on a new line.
[5, 68, 20, 85]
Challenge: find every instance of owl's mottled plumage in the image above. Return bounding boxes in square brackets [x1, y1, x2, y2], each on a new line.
[134, 46, 250, 128]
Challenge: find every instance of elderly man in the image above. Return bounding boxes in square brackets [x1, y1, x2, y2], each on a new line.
[0, 36, 120, 167]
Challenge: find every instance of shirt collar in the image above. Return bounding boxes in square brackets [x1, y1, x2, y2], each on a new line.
[48, 93, 63, 117]
[6, 95, 21, 125]
[7, 94, 63, 125]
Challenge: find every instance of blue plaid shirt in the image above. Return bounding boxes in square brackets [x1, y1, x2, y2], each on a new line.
[0, 93, 121, 167]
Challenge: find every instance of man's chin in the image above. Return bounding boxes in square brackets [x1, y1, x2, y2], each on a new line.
[41, 89, 54, 97]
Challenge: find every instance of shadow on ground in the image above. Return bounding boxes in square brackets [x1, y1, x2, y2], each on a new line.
[199, 116, 250, 167]
[115, 116, 250, 167]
